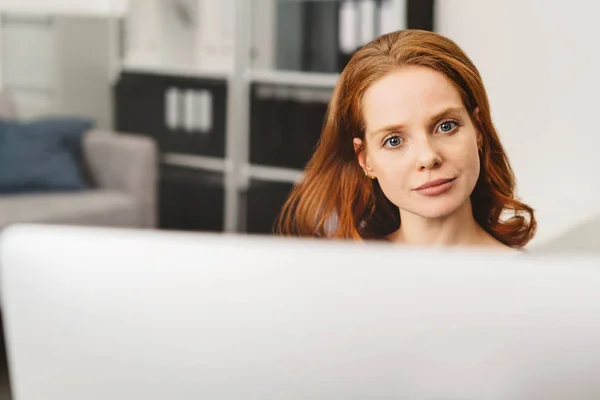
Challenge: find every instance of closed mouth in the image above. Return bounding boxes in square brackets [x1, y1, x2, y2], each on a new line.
[414, 177, 456, 191]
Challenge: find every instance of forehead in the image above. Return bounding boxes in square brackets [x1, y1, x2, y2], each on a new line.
[362, 66, 465, 132]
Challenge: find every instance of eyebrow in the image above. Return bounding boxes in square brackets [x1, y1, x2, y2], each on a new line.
[369, 106, 466, 137]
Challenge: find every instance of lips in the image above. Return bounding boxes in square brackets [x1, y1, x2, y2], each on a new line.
[415, 178, 456, 191]
[413, 178, 456, 197]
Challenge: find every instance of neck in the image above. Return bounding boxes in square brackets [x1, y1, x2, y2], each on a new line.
[392, 200, 494, 247]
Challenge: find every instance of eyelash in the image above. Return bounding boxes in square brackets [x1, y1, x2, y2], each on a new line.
[382, 119, 461, 148]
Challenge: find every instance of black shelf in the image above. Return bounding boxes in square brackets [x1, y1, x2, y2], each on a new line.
[249, 82, 329, 170]
[245, 179, 295, 235]
[159, 164, 225, 232]
[115, 71, 227, 158]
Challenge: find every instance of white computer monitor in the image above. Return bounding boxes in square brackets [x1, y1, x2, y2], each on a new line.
[1, 224, 600, 399]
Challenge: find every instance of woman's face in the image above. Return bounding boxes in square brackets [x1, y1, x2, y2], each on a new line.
[355, 65, 481, 220]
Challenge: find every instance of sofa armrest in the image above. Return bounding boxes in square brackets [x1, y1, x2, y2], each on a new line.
[82, 129, 158, 228]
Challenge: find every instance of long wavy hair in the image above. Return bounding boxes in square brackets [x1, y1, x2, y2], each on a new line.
[276, 29, 536, 248]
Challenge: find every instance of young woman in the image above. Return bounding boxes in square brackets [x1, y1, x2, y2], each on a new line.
[276, 29, 536, 249]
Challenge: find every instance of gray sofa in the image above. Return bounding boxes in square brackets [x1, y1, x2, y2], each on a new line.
[0, 129, 158, 229]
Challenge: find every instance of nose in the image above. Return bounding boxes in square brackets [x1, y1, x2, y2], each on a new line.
[414, 138, 442, 171]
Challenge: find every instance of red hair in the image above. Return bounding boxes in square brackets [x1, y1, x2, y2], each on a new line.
[276, 30, 536, 247]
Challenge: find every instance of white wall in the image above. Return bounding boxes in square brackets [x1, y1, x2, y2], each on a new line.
[0, 0, 128, 17]
[0, 17, 3, 90]
[54, 17, 114, 130]
[0, 14, 115, 128]
[437, 0, 600, 247]
[0, 15, 58, 119]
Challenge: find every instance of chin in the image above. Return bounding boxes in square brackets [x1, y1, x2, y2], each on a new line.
[417, 207, 458, 220]
[405, 197, 468, 220]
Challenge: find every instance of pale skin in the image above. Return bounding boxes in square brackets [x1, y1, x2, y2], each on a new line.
[353, 65, 511, 250]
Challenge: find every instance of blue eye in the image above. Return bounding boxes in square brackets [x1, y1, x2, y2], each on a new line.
[437, 120, 458, 133]
[384, 135, 404, 148]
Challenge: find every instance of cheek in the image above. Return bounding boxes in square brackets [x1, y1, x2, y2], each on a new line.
[465, 140, 481, 171]
[456, 144, 481, 188]
[368, 151, 414, 202]
[445, 130, 480, 171]
[369, 150, 411, 182]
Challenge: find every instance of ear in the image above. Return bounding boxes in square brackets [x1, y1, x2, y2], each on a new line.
[473, 107, 481, 123]
[353, 138, 375, 178]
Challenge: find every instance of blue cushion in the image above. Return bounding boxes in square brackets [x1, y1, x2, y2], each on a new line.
[0, 118, 93, 194]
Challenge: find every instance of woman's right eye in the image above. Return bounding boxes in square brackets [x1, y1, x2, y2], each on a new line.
[384, 135, 404, 148]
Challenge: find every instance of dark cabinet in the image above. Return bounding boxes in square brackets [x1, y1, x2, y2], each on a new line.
[115, 72, 227, 158]
[245, 180, 295, 235]
[249, 83, 330, 170]
[159, 165, 225, 232]
[114, 73, 165, 139]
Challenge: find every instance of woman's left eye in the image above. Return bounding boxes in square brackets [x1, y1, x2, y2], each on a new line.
[437, 120, 458, 134]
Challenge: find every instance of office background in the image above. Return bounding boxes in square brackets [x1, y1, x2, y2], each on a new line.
[0, 1, 598, 397]
[0, 0, 599, 249]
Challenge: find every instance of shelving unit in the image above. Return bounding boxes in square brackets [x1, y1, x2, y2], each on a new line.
[114, 0, 433, 234]
[247, 69, 339, 88]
